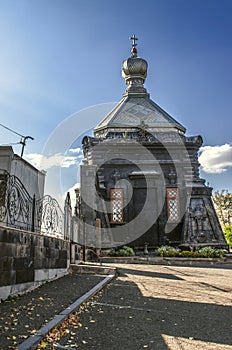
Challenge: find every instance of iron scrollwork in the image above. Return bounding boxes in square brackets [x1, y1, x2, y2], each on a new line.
[0, 170, 33, 231]
[36, 195, 64, 238]
[0, 170, 65, 238]
[7, 175, 33, 230]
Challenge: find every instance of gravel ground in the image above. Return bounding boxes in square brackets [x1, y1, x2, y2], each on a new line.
[0, 273, 104, 350]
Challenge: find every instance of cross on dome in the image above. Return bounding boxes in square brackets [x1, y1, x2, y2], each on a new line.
[130, 34, 138, 57]
[130, 34, 138, 47]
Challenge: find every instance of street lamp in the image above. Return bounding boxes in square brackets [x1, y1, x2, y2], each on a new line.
[20, 136, 34, 157]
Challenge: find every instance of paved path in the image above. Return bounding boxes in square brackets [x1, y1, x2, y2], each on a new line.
[0, 273, 105, 350]
[1, 264, 232, 349]
[56, 264, 232, 350]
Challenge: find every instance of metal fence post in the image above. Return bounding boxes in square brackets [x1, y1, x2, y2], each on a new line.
[83, 216, 86, 262]
[31, 194, 36, 232]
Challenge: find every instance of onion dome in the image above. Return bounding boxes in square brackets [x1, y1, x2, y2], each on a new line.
[94, 36, 186, 138]
[122, 35, 148, 95]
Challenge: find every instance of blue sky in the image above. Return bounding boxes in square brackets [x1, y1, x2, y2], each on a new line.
[0, 0, 231, 203]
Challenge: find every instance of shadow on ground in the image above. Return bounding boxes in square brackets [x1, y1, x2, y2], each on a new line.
[118, 267, 183, 280]
[57, 267, 232, 349]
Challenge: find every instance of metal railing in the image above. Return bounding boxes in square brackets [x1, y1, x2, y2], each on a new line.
[0, 170, 67, 238]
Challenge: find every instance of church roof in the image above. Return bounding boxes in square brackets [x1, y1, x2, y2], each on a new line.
[94, 36, 186, 137]
[94, 95, 186, 135]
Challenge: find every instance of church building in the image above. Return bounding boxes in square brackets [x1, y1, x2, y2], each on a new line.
[78, 37, 227, 251]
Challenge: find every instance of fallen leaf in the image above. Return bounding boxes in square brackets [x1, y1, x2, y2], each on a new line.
[30, 329, 37, 334]
[38, 341, 47, 348]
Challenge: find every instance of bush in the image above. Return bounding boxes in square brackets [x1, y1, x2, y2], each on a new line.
[157, 246, 180, 257]
[157, 245, 227, 258]
[180, 250, 199, 258]
[224, 225, 232, 247]
[108, 246, 135, 257]
[196, 246, 227, 258]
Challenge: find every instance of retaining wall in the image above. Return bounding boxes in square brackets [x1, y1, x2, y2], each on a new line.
[0, 225, 70, 300]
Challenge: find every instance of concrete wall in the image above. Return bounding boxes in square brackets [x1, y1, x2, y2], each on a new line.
[0, 146, 46, 199]
[11, 155, 45, 199]
[0, 146, 12, 173]
[0, 225, 70, 301]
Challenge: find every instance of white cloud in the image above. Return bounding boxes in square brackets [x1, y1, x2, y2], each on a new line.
[199, 144, 232, 173]
[25, 152, 82, 171]
[61, 156, 79, 168]
[68, 147, 82, 154]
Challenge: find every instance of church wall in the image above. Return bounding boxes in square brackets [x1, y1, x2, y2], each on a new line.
[81, 138, 198, 248]
[79, 165, 98, 247]
[80, 135, 228, 250]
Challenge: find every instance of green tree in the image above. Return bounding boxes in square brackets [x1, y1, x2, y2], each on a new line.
[212, 190, 232, 247]
[224, 225, 232, 247]
[212, 189, 232, 226]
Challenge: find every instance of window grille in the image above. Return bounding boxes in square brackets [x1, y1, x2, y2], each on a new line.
[167, 188, 179, 222]
[110, 188, 123, 223]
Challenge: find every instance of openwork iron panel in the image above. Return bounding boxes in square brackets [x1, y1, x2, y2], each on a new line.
[110, 188, 124, 223]
[167, 188, 179, 222]
[0, 170, 64, 238]
[35, 195, 64, 238]
[0, 170, 34, 231]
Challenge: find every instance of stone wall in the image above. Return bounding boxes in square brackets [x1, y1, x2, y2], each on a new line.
[0, 225, 70, 301]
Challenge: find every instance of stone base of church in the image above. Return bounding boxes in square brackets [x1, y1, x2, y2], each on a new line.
[181, 184, 228, 250]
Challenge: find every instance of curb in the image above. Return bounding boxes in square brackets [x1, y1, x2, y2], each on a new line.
[69, 263, 116, 275]
[99, 256, 232, 266]
[18, 273, 115, 350]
